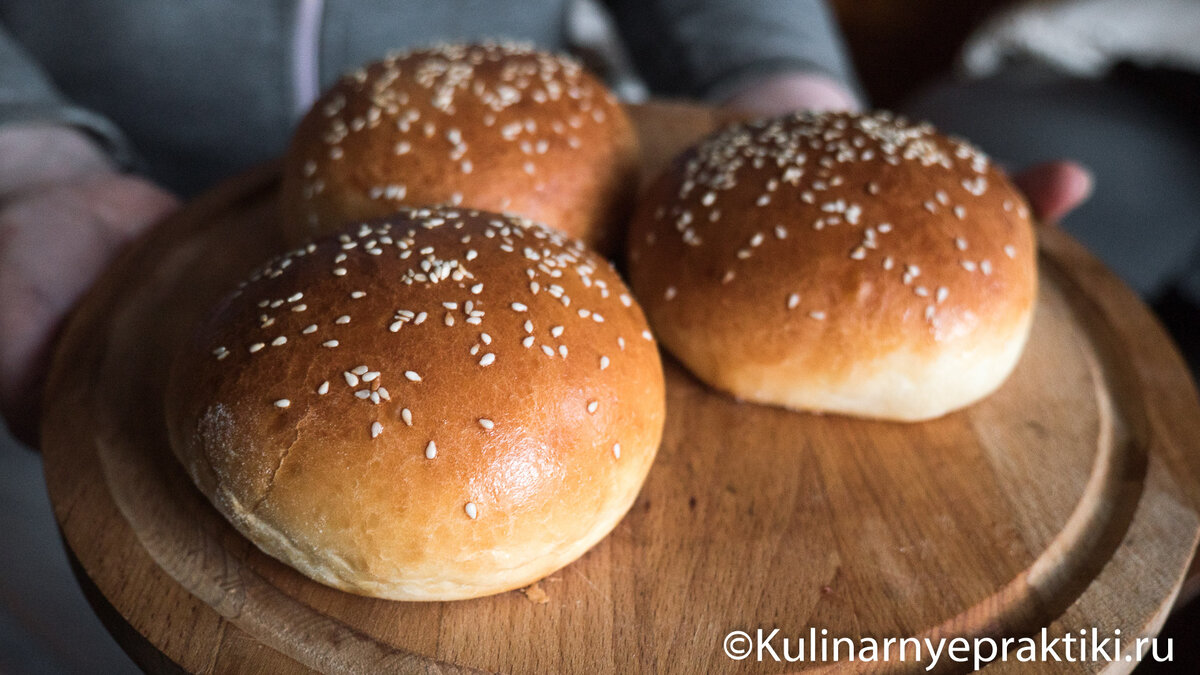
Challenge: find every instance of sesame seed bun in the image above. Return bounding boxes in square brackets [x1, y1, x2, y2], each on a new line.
[280, 42, 638, 252]
[626, 111, 1037, 422]
[166, 208, 665, 600]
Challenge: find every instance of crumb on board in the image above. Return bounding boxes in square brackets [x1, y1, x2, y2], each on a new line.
[522, 581, 550, 604]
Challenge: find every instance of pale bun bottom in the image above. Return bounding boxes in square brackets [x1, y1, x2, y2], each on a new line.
[670, 312, 1034, 422]
[212, 483, 640, 601]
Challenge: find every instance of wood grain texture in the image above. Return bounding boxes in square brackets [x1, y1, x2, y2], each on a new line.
[41, 103, 1200, 674]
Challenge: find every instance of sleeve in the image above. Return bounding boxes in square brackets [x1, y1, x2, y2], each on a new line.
[0, 21, 137, 169]
[602, 0, 862, 103]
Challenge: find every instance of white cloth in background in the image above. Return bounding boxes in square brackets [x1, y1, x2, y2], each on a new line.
[960, 0, 1200, 78]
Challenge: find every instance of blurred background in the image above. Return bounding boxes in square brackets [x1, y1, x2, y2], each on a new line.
[2, 0, 1197, 672]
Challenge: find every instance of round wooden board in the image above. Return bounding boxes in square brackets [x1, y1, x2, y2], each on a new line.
[42, 103, 1200, 674]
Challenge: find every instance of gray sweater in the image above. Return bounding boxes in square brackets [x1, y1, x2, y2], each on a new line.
[0, 0, 856, 195]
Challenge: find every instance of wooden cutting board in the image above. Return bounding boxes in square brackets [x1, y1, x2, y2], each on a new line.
[41, 102, 1200, 674]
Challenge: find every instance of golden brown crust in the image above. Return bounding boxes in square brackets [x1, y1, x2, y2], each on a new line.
[166, 208, 665, 600]
[280, 43, 638, 252]
[626, 111, 1037, 421]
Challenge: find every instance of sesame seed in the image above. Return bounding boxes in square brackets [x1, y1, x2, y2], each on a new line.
[642, 330, 653, 341]
[558, 345, 568, 358]
[350, 291, 365, 299]
[478, 418, 494, 430]
[465, 502, 478, 519]
[389, 321, 404, 332]
[404, 370, 421, 381]
[362, 371, 380, 382]
[541, 345, 555, 357]
[274, 399, 290, 408]
[414, 312, 428, 325]
[961, 260, 977, 272]
[599, 356, 610, 370]
[809, 311, 826, 320]
[351, 365, 368, 375]
[664, 286, 677, 301]
[479, 353, 496, 366]
[401, 408, 413, 426]
[303, 324, 318, 334]
[550, 326, 564, 338]
[850, 247, 866, 260]
[317, 381, 329, 395]
[332, 268, 347, 276]
[322, 340, 339, 348]
[425, 440, 437, 459]
[371, 422, 383, 439]
[955, 237, 968, 251]
[524, 320, 534, 333]
[587, 401, 598, 414]
[355, 390, 371, 400]
[344, 371, 360, 387]
[335, 315, 351, 324]
[511, 302, 528, 312]
[980, 259, 993, 275]
[787, 293, 801, 309]
[612, 443, 621, 459]
[291, 304, 307, 312]
[522, 336, 535, 348]
[1004, 245, 1017, 258]
[271, 336, 287, 347]
[471, 283, 484, 294]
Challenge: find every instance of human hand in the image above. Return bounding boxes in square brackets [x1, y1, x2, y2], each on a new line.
[0, 126, 179, 446]
[722, 71, 860, 115]
[1012, 160, 1092, 225]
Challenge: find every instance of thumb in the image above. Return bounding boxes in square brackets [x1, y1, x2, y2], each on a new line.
[1012, 160, 1093, 225]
